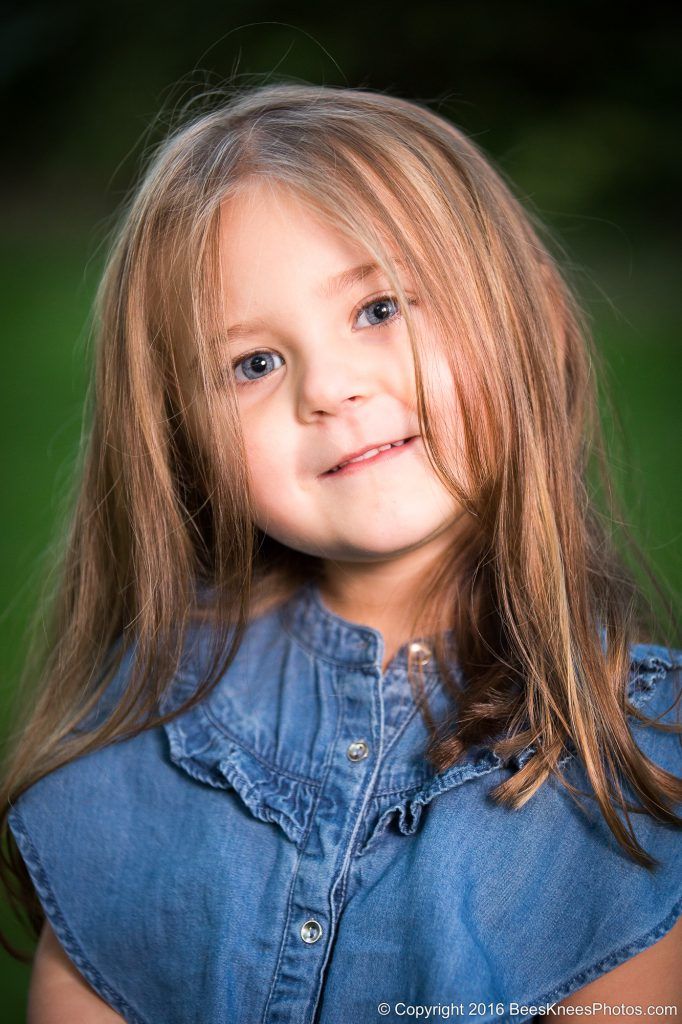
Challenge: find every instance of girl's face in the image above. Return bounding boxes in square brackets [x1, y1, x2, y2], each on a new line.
[210, 180, 460, 563]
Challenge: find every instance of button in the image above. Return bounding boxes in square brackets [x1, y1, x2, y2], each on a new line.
[300, 918, 323, 944]
[408, 641, 432, 666]
[347, 739, 370, 762]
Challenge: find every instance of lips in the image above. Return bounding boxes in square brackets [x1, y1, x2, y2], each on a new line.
[322, 436, 418, 475]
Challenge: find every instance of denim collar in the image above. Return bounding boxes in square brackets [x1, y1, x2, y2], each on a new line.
[278, 579, 445, 676]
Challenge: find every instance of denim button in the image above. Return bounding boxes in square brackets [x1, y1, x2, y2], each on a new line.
[347, 739, 369, 762]
[300, 918, 323, 944]
[409, 641, 432, 666]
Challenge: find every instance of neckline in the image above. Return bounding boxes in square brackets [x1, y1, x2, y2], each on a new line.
[278, 579, 449, 677]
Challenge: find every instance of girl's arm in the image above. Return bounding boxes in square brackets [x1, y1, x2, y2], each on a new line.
[28, 920, 126, 1024]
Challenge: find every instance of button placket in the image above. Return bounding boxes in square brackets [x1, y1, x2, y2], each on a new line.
[262, 656, 384, 1023]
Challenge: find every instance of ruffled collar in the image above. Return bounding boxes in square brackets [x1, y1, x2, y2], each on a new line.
[161, 584, 678, 854]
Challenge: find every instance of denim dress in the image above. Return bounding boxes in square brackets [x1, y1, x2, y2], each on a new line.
[7, 582, 682, 1024]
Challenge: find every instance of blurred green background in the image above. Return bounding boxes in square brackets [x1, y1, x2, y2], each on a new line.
[1, 1, 680, 1017]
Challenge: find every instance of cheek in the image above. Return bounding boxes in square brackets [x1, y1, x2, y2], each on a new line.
[247, 459, 311, 551]
[248, 458, 289, 511]
[240, 411, 298, 520]
[419, 353, 462, 449]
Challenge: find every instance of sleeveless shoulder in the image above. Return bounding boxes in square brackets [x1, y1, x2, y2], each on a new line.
[507, 644, 682, 1015]
[7, 625, 176, 1022]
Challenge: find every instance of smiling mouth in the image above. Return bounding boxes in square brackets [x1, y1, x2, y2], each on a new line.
[323, 436, 419, 476]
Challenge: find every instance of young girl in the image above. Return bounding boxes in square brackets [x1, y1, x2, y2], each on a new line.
[1, 83, 681, 1024]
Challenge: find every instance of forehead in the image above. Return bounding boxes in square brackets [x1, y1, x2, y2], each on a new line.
[217, 181, 401, 304]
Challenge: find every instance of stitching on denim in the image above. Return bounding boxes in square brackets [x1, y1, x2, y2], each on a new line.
[379, 673, 444, 763]
[8, 807, 149, 1024]
[318, 658, 402, 970]
[261, 672, 348, 1022]
[501, 894, 682, 1023]
[260, 830, 310, 1022]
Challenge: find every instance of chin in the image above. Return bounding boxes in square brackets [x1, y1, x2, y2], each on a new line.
[260, 506, 459, 563]
[297, 528, 451, 563]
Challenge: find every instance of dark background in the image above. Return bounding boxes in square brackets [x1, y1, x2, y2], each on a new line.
[1, 2, 680, 1016]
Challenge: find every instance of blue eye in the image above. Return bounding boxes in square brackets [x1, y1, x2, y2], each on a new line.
[233, 351, 285, 383]
[354, 295, 401, 329]
[229, 294, 415, 385]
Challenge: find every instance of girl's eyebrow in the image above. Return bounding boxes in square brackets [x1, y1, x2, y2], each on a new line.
[319, 256, 405, 299]
[223, 256, 407, 341]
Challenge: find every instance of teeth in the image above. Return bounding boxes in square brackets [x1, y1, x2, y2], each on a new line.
[329, 438, 409, 473]
[351, 445, 388, 463]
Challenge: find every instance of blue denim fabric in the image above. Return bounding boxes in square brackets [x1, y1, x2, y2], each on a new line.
[8, 581, 682, 1024]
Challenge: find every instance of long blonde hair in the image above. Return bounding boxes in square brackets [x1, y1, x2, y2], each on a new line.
[2, 82, 680, 957]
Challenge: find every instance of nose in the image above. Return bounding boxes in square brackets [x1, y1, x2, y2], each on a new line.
[295, 349, 374, 421]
